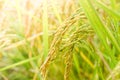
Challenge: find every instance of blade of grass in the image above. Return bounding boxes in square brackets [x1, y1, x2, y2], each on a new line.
[80, 51, 94, 69]
[96, 1, 120, 19]
[74, 45, 94, 69]
[42, 0, 49, 59]
[95, 0, 120, 47]
[79, 0, 120, 53]
[0, 56, 39, 72]
[73, 53, 80, 73]
[79, 0, 110, 53]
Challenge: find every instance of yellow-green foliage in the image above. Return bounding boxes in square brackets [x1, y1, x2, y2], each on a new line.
[0, 0, 120, 80]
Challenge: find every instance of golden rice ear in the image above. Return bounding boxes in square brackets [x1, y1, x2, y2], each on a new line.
[64, 50, 73, 80]
[40, 8, 84, 79]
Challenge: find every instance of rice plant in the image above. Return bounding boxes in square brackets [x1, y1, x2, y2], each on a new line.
[0, 0, 120, 80]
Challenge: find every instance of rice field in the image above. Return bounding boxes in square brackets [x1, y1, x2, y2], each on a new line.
[0, 0, 120, 80]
